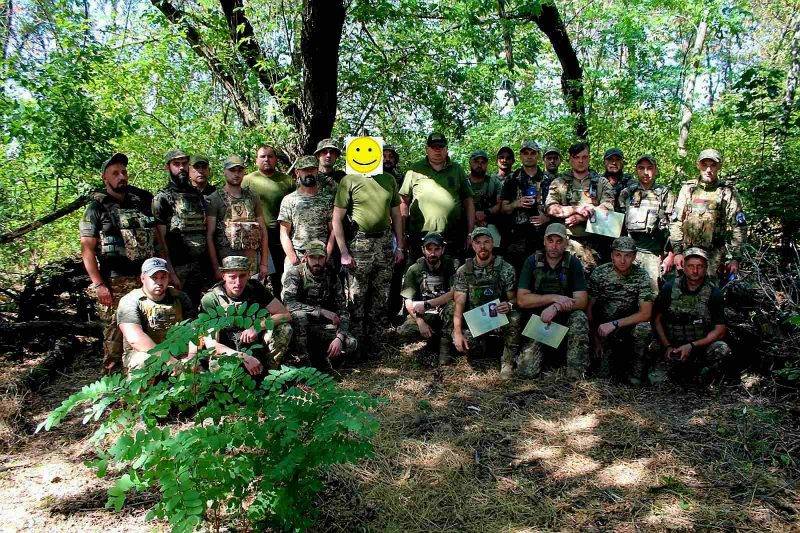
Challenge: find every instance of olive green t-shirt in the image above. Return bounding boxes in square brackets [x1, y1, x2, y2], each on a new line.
[243, 170, 295, 228]
[399, 158, 473, 234]
[334, 172, 400, 233]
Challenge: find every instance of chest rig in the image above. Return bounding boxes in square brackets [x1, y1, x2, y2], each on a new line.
[664, 280, 714, 345]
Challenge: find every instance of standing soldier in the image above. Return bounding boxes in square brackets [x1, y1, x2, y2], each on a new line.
[152, 149, 210, 306]
[400, 133, 475, 260]
[315, 138, 346, 194]
[188, 154, 216, 196]
[618, 155, 675, 290]
[467, 150, 503, 237]
[542, 147, 562, 181]
[500, 141, 552, 271]
[653, 248, 731, 384]
[383, 144, 403, 187]
[516, 223, 590, 378]
[206, 156, 270, 282]
[546, 142, 615, 271]
[243, 144, 295, 294]
[282, 241, 357, 365]
[80, 152, 155, 374]
[588, 237, 654, 385]
[332, 159, 404, 356]
[449, 227, 520, 380]
[670, 149, 747, 278]
[602, 147, 635, 211]
[397, 233, 458, 364]
[494, 146, 515, 183]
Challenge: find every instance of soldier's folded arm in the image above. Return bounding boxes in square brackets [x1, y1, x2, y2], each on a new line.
[118, 323, 157, 354]
[616, 300, 653, 329]
[80, 236, 106, 289]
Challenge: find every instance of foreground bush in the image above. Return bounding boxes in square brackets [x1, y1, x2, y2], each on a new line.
[38, 304, 383, 532]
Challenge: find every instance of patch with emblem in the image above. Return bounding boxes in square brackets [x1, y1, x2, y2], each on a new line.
[735, 211, 746, 226]
[484, 288, 495, 297]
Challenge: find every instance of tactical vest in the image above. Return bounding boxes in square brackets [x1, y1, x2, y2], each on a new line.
[417, 257, 456, 300]
[133, 287, 184, 345]
[625, 184, 669, 234]
[664, 280, 713, 345]
[681, 182, 732, 249]
[222, 190, 261, 250]
[99, 200, 156, 262]
[170, 192, 207, 256]
[527, 251, 571, 295]
[463, 257, 506, 308]
[300, 264, 334, 307]
[510, 168, 545, 224]
[566, 172, 600, 206]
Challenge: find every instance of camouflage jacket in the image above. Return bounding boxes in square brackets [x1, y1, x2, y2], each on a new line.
[282, 262, 350, 332]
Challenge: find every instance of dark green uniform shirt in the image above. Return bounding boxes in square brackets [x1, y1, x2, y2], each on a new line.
[334, 172, 400, 233]
[400, 158, 473, 234]
[518, 253, 586, 295]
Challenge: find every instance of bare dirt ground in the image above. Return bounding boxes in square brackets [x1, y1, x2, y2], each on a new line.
[1, 340, 799, 532]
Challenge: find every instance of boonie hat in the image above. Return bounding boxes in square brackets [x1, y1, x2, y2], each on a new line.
[219, 256, 251, 272]
[101, 152, 128, 173]
[223, 155, 246, 170]
[696, 149, 722, 164]
[470, 227, 494, 240]
[684, 247, 709, 262]
[520, 140, 541, 152]
[422, 232, 445, 246]
[141, 257, 169, 276]
[604, 147, 624, 160]
[190, 154, 209, 166]
[635, 154, 657, 166]
[304, 240, 327, 257]
[470, 150, 489, 161]
[543, 147, 561, 157]
[612, 236, 637, 252]
[426, 132, 448, 147]
[314, 138, 341, 156]
[165, 149, 188, 165]
[544, 223, 568, 239]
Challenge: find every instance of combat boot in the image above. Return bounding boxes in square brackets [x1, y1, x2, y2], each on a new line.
[438, 337, 454, 366]
[499, 349, 514, 380]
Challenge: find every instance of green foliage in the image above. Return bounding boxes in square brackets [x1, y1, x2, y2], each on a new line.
[37, 303, 384, 532]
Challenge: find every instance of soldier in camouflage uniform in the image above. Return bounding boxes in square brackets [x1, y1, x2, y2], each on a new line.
[383, 144, 403, 187]
[153, 149, 211, 306]
[618, 155, 676, 291]
[516, 224, 590, 378]
[315, 138, 346, 194]
[332, 160, 404, 356]
[116, 258, 195, 372]
[602, 148, 635, 212]
[670, 149, 747, 278]
[467, 150, 503, 242]
[188, 154, 216, 196]
[397, 233, 458, 364]
[653, 248, 731, 384]
[277, 156, 334, 282]
[542, 147, 562, 182]
[588, 237, 655, 384]
[546, 142, 615, 272]
[200, 256, 293, 373]
[449, 227, 520, 380]
[281, 241, 357, 365]
[80, 152, 156, 374]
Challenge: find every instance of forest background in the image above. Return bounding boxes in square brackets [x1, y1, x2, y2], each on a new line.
[0, 0, 799, 271]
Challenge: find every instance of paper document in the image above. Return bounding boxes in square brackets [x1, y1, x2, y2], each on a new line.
[522, 315, 569, 348]
[586, 209, 625, 238]
[463, 299, 508, 337]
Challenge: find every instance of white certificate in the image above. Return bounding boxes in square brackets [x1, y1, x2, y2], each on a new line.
[522, 314, 569, 349]
[463, 299, 508, 337]
[586, 209, 625, 238]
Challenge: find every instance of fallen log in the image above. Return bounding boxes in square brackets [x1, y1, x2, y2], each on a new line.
[0, 195, 90, 245]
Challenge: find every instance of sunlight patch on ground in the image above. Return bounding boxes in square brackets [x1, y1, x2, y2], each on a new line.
[513, 438, 563, 462]
[596, 459, 653, 488]
[394, 377, 427, 395]
[561, 413, 600, 433]
[398, 440, 471, 473]
[565, 432, 602, 451]
[521, 417, 561, 436]
[546, 452, 601, 479]
[644, 498, 694, 529]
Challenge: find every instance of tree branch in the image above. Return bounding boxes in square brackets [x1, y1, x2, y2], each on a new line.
[0, 195, 89, 245]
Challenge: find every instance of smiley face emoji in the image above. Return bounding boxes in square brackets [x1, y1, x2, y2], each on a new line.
[345, 136, 383, 176]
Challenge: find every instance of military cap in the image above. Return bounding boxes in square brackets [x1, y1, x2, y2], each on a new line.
[141, 257, 169, 276]
[190, 154, 209, 166]
[543, 147, 561, 157]
[101, 152, 128, 173]
[520, 140, 541, 152]
[470, 149, 489, 161]
[696, 148, 722, 164]
[470, 227, 494, 240]
[165, 149, 189, 165]
[684, 247, 709, 262]
[421, 232, 445, 246]
[293, 155, 318, 171]
[496, 146, 514, 158]
[426, 132, 448, 147]
[635, 154, 657, 166]
[383, 144, 399, 156]
[314, 138, 341, 156]
[604, 147, 624, 160]
[219, 255, 251, 272]
[612, 236, 637, 252]
[223, 155, 246, 170]
[544, 223, 568, 239]
[303, 240, 327, 257]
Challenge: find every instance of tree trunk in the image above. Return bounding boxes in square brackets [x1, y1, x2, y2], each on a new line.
[778, 14, 800, 144]
[497, 0, 518, 106]
[0, 195, 89, 245]
[677, 16, 708, 158]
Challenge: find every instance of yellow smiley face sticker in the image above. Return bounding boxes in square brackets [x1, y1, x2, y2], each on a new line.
[345, 136, 384, 176]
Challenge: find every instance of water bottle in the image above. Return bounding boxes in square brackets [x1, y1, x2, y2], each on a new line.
[525, 184, 537, 198]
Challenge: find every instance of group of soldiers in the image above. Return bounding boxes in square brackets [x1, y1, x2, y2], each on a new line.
[80, 134, 746, 385]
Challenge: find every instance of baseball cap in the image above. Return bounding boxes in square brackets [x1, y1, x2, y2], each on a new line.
[520, 140, 541, 152]
[141, 257, 169, 277]
[219, 255, 251, 272]
[543, 147, 561, 157]
[314, 138, 341, 156]
[165, 149, 188, 165]
[223, 155, 246, 170]
[496, 146, 514, 158]
[544, 223, 568, 239]
[604, 147, 624, 160]
[304, 240, 327, 257]
[684, 247, 709, 261]
[612, 236, 637, 252]
[421, 232, 445, 246]
[384, 144, 398, 156]
[426, 132, 448, 147]
[190, 154, 209, 166]
[470, 150, 489, 161]
[101, 152, 128, 173]
[697, 149, 722, 164]
[635, 154, 657, 166]
[293, 155, 318, 170]
[470, 227, 494, 240]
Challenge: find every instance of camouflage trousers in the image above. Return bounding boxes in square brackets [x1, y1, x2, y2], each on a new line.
[505, 227, 543, 274]
[290, 311, 358, 362]
[598, 322, 652, 384]
[635, 250, 661, 292]
[396, 311, 451, 359]
[229, 322, 293, 367]
[174, 261, 212, 308]
[442, 302, 521, 369]
[345, 231, 394, 347]
[518, 310, 590, 378]
[86, 275, 140, 374]
[664, 340, 731, 383]
[568, 236, 602, 274]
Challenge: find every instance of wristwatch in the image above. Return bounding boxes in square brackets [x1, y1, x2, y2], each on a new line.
[423, 300, 432, 310]
[612, 320, 620, 329]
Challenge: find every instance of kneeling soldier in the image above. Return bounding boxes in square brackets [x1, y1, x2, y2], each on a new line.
[653, 248, 731, 384]
[516, 223, 590, 378]
[200, 256, 293, 376]
[449, 227, 520, 379]
[281, 241, 357, 365]
[116, 257, 195, 372]
[397, 232, 458, 364]
[588, 237, 654, 384]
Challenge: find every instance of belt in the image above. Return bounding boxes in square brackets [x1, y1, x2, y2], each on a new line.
[356, 228, 390, 238]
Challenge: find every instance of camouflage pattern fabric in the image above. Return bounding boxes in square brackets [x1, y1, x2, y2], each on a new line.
[86, 275, 140, 374]
[174, 262, 213, 308]
[567, 237, 599, 273]
[598, 322, 652, 383]
[588, 263, 655, 320]
[441, 301, 520, 370]
[544, 170, 615, 238]
[345, 230, 394, 347]
[634, 250, 661, 292]
[277, 189, 334, 251]
[662, 278, 715, 345]
[664, 340, 731, 384]
[517, 310, 590, 378]
[152, 184, 208, 263]
[451, 256, 516, 308]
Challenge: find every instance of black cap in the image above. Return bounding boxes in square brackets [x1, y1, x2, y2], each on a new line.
[421, 232, 445, 246]
[496, 146, 514, 158]
[101, 152, 128, 173]
[604, 147, 624, 160]
[426, 132, 448, 147]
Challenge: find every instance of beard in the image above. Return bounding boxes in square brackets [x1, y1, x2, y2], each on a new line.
[471, 168, 487, 178]
[110, 182, 128, 194]
[172, 170, 189, 186]
[300, 175, 318, 187]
